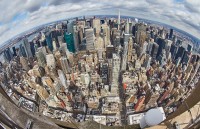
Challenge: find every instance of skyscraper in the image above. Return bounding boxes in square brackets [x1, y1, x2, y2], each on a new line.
[121, 41, 128, 71]
[111, 53, 120, 86]
[92, 18, 101, 35]
[151, 43, 159, 60]
[118, 10, 120, 30]
[156, 38, 166, 59]
[23, 38, 33, 58]
[127, 37, 133, 62]
[169, 29, 173, 39]
[45, 31, 53, 52]
[85, 28, 95, 50]
[106, 45, 115, 59]
[64, 33, 75, 53]
[175, 46, 185, 60]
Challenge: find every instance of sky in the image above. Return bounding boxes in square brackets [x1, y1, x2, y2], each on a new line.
[0, 0, 200, 45]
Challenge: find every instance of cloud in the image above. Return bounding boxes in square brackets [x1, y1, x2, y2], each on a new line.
[0, 0, 200, 45]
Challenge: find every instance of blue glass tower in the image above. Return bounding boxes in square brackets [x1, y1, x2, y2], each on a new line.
[64, 33, 75, 53]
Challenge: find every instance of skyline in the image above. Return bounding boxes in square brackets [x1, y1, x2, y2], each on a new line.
[0, 0, 200, 45]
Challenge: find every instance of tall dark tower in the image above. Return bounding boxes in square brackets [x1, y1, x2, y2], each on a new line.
[169, 29, 173, 39]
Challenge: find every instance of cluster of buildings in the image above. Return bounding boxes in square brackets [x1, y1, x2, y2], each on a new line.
[0, 14, 199, 127]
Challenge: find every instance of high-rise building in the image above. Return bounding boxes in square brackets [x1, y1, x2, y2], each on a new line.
[181, 51, 191, 65]
[12, 46, 17, 57]
[175, 46, 185, 60]
[85, 28, 95, 50]
[106, 45, 115, 59]
[20, 57, 30, 71]
[60, 57, 71, 74]
[3, 48, 13, 62]
[73, 26, 79, 51]
[101, 24, 111, 47]
[111, 53, 120, 86]
[118, 10, 120, 30]
[99, 62, 109, 84]
[36, 47, 46, 67]
[46, 54, 56, 69]
[156, 38, 166, 58]
[187, 44, 193, 52]
[169, 29, 173, 39]
[135, 23, 147, 46]
[146, 42, 153, 55]
[125, 19, 130, 34]
[45, 31, 53, 51]
[151, 43, 159, 60]
[64, 33, 75, 53]
[121, 41, 128, 71]
[19, 44, 27, 57]
[170, 43, 178, 60]
[143, 54, 151, 70]
[23, 38, 33, 58]
[127, 37, 133, 62]
[92, 18, 101, 35]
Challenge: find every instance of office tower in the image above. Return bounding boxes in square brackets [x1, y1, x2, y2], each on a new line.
[175, 46, 185, 60]
[125, 19, 130, 34]
[20, 57, 30, 71]
[141, 41, 148, 55]
[3, 48, 13, 62]
[30, 41, 35, 56]
[157, 50, 167, 67]
[46, 54, 56, 69]
[135, 23, 147, 46]
[111, 28, 121, 47]
[143, 54, 151, 70]
[85, 28, 95, 50]
[19, 44, 27, 57]
[170, 43, 178, 60]
[181, 51, 191, 65]
[175, 57, 181, 67]
[101, 24, 111, 47]
[121, 41, 128, 71]
[151, 43, 159, 60]
[169, 29, 173, 39]
[99, 62, 109, 84]
[118, 10, 120, 30]
[165, 40, 172, 53]
[156, 38, 166, 58]
[64, 33, 75, 53]
[36, 48, 46, 67]
[23, 38, 33, 58]
[187, 62, 200, 84]
[94, 35, 104, 50]
[58, 70, 68, 89]
[92, 18, 101, 35]
[184, 64, 193, 82]
[57, 36, 64, 46]
[127, 37, 133, 62]
[111, 53, 120, 86]
[106, 45, 115, 59]
[60, 57, 71, 74]
[67, 21, 74, 33]
[187, 44, 193, 52]
[146, 42, 153, 55]
[12, 47, 17, 57]
[45, 31, 53, 51]
[73, 26, 79, 51]
[124, 33, 132, 43]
